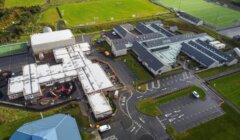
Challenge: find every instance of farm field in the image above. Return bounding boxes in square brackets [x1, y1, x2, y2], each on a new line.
[156, 0, 240, 27]
[39, 0, 169, 26]
[210, 72, 240, 109]
[4, 0, 46, 7]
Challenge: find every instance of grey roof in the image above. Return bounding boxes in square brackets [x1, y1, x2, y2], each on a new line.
[132, 41, 164, 71]
[142, 33, 203, 48]
[178, 12, 202, 24]
[181, 42, 216, 67]
[135, 23, 154, 34]
[150, 23, 174, 37]
[10, 114, 82, 140]
[196, 39, 234, 62]
[113, 26, 128, 37]
[112, 32, 164, 51]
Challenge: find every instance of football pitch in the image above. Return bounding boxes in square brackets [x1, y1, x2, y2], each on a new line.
[39, 0, 169, 26]
[4, 0, 46, 7]
[157, 0, 240, 27]
[210, 72, 240, 109]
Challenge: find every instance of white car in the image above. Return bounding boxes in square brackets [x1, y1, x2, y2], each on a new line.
[192, 91, 200, 98]
[98, 124, 111, 133]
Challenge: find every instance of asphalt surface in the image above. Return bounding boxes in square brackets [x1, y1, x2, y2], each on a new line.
[0, 51, 35, 73]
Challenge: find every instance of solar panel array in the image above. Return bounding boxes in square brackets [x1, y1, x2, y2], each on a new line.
[150, 23, 174, 37]
[113, 26, 128, 37]
[132, 41, 164, 71]
[136, 23, 154, 34]
[188, 41, 226, 63]
[196, 39, 234, 62]
[150, 46, 170, 52]
[181, 42, 216, 67]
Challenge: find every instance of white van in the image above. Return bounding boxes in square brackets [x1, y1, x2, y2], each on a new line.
[98, 124, 111, 133]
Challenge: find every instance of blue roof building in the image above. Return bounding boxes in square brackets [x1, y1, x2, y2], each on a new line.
[10, 114, 82, 140]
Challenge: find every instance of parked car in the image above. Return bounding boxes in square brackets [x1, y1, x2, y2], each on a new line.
[192, 91, 200, 98]
[98, 124, 111, 133]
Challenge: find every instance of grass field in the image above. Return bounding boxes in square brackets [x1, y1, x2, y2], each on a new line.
[0, 42, 27, 57]
[210, 72, 240, 109]
[39, 0, 169, 26]
[4, 0, 46, 7]
[136, 86, 206, 116]
[198, 63, 240, 78]
[0, 102, 93, 140]
[173, 103, 240, 140]
[157, 0, 240, 27]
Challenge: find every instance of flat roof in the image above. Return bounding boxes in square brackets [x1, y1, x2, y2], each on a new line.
[31, 29, 74, 46]
[87, 93, 112, 115]
[9, 76, 24, 94]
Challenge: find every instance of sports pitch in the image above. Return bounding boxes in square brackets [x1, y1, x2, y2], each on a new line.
[157, 0, 240, 27]
[39, 0, 169, 26]
[4, 0, 45, 7]
[210, 72, 240, 109]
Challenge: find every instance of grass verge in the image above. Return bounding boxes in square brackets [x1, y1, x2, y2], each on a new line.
[172, 103, 240, 140]
[198, 63, 240, 78]
[136, 86, 206, 116]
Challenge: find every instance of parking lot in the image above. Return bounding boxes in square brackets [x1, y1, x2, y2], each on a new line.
[159, 94, 224, 132]
[146, 71, 193, 92]
[0, 51, 35, 73]
[100, 121, 134, 140]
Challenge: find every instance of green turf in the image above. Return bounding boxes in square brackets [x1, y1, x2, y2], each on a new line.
[136, 86, 206, 116]
[4, 0, 45, 7]
[210, 72, 240, 109]
[0, 102, 93, 140]
[198, 63, 240, 78]
[0, 42, 27, 57]
[39, 0, 169, 26]
[157, 0, 240, 27]
[173, 103, 240, 140]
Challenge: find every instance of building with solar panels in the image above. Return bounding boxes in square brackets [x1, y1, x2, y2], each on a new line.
[105, 21, 238, 75]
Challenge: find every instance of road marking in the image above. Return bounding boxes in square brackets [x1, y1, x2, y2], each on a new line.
[156, 116, 166, 129]
[139, 117, 145, 124]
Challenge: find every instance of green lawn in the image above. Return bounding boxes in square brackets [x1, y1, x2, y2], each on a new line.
[4, 0, 46, 7]
[115, 53, 153, 85]
[156, 0, 240, 27]
[173, 103, 240, 140]
[136, 86, 206, 116]
[0, 102, 93, 140]
[39, 0, 169, 26]
[0, 42, 27, 57]
[210, 72, 240, 109]
[198, 63, 240, 78]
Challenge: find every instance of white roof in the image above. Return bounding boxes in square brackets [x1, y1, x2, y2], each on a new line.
[31, 29, 74, 46]
[23, 64, 38, 80]
[9, 76, 24, 94]
[87, 63, 113, 90]
[79, 43, 91, 52]
[50, 65, 65, 80]
[53, 47, 68, 56]
[87, 93, 112, 115]
[62, 60, 78, 77]
[23, 79, 40, 95]
[37, 64, 52, 83]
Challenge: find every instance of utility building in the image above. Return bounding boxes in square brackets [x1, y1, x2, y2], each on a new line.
[31, 29, 75, 54]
